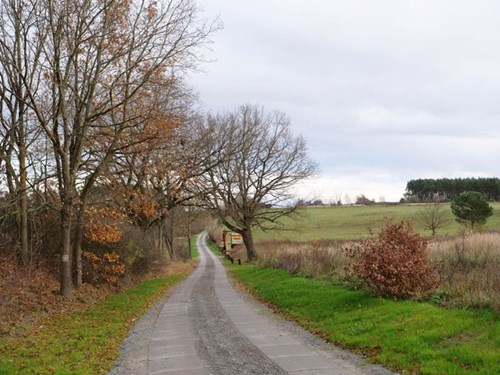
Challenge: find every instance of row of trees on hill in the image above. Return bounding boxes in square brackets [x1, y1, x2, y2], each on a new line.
[0, 0, 316, 299]
[405, 178, 500, 202]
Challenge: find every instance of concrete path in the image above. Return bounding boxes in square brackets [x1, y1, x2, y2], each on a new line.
[147, 232, 392, 375]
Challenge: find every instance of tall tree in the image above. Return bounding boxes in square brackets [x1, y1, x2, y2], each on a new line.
[200, 105, 317, 261]
[0, 0, 45, 265]
[106, 102, 223, 259]
[5, 0, 217, 297]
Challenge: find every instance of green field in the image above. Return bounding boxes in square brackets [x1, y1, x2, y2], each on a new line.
[253, 203, 500, 242]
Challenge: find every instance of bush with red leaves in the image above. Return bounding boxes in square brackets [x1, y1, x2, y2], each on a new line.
[344, 220, 438, 299]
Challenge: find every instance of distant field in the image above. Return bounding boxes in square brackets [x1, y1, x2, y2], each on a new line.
[253, 203, 500, 242]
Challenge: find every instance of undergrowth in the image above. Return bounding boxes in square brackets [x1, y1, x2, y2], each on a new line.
[257, 231, 500, 311]
[0, 263, 194, 374]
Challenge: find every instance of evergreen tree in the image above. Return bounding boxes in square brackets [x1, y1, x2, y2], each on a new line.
[451, 191, 493, 229]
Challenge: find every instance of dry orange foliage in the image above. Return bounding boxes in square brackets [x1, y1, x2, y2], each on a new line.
[127, 190, 162, 224]
[0, 254, 109, 338]
[83, 251, 126, 287]
[84, 223, 123, 243]
[84, 207, 126, 244]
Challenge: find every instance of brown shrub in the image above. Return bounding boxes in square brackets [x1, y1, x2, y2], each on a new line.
[343, 220, 438, 299]
[104, 224, 162, 276]
[82, 251, 126, 288]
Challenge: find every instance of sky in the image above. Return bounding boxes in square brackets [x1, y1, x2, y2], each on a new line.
[189, 0, 500, 203]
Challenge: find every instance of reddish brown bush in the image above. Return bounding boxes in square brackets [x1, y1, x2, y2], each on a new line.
[343, 220, 438, 299]
[83, 251, 126, 288]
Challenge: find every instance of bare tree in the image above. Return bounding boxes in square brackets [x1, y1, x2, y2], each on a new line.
[200, 105, 317, 261]
[417, 201, 450, 236]
[356, 194, 374, 205]
[0, 0, 45, 265]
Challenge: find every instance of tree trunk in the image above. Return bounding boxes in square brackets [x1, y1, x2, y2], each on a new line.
[60, 198, 73, 298]
[170, 210, 175, 258]
[73, 201, 88, 288]
[18, 144, 30, 266]
[158, 222, 163, 255]
[18, 190, 29, 266]
[187, 217, 192, 259]
[155, 219, 171, 258]
[163, 211, 175, 259]
[242, 228, 255, 262]
[164, 217, 174, 259]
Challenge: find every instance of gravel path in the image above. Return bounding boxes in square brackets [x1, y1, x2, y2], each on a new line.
[109, 232, 395, 375]
[190, 246, 288, 375]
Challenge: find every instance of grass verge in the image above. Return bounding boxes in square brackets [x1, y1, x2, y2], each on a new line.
[206, 235, 222, 255]
[0, 267, 192, 375]
[191, 234, 200, 258]
[229, 264, 500, 375]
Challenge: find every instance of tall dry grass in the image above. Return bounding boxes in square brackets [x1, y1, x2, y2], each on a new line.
[256, 239, 347, 279]
[428, 232, 500, 310]
[256, 233, 500, 312]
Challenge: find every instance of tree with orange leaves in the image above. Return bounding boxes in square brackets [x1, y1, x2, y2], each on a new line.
[105, 90, 222, 258]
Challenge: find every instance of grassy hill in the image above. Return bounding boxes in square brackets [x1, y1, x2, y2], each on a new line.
[253, 203, 500, 242]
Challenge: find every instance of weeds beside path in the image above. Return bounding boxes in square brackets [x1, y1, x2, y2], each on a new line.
[229, 264, 500, 375]
[0, 262, 195, 375]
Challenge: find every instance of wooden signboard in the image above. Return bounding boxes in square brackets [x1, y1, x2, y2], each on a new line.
[231, 233, 243, 245]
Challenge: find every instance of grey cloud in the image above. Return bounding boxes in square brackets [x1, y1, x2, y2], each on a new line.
[191, 0, 500, 200]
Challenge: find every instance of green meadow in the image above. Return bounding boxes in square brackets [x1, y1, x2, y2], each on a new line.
[253, 203, 500, 241]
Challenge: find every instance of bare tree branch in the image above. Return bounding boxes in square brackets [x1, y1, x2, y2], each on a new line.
[198, 104, 318, 261]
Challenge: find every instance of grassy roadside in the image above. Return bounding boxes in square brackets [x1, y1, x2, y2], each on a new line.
[228, 264, 500, 375]
[0, 265, 194, 375]
[205, 234, 222, 254]
[191, 234, 200, 258]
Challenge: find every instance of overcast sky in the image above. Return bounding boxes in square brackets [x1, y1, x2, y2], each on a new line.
[189, 0, 500, 202]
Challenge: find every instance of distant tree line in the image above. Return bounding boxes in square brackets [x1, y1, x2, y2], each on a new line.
[405, 178, 500, 202]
